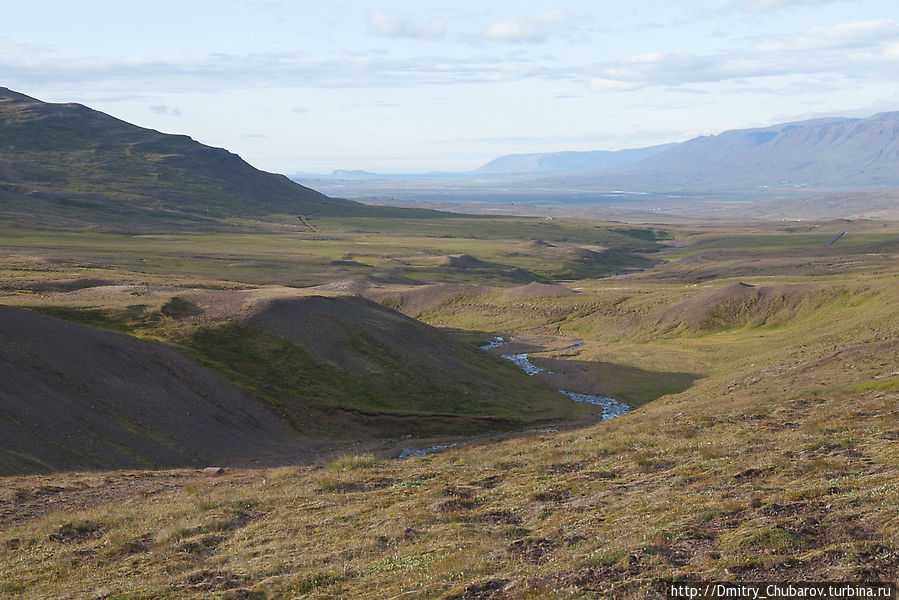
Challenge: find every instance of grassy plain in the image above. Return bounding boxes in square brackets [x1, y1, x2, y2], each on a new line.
[0, 214, 660, 289]
[0, 213, 897, 597]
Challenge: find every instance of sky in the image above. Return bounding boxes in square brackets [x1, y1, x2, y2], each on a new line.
[3, 0, 899, 174]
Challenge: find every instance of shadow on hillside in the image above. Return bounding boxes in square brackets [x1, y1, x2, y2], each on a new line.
[534, 356, 701, 408]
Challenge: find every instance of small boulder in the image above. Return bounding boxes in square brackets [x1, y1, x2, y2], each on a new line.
[203, 467, 225, 475]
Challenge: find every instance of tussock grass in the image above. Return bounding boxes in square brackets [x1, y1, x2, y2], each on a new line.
[328, 453, 379, 471]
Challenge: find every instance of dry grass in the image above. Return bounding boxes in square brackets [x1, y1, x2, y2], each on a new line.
[1, 355, 896, 598]
[1, 217, 898, 598]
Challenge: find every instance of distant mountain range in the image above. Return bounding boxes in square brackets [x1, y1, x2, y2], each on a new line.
[472, 144, 677, 175]
[0, 88, 369, 229]
[550, 112, 899, 189]
[309, 112, 899, 194]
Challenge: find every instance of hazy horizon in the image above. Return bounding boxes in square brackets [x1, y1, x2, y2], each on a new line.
[4, 0, 899, 174]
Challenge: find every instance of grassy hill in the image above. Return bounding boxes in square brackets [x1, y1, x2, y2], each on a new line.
[0, 88, 382, 229]
[0, 204, 667, 474]
[171, 293, 579, 436]
[0, 290, 581, 474]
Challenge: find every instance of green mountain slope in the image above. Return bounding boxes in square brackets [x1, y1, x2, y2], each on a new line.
[234, 295, 575, 422]
[0, 88, 366, 229]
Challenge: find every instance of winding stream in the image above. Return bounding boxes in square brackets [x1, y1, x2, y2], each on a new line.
[559, 390, 630, 421]
[398, 444, 457, 460]
[500, 353, 544, 375]
[480, 336, 507, 350]
[487, 335, 632, 421]
[397, 336, 631, 459]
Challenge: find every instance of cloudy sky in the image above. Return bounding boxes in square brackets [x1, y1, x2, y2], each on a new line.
[3, 0, 899, 173]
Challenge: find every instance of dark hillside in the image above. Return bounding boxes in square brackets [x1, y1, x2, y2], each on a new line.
[0, 305, 303, 474]
[0, 88, 367, 229]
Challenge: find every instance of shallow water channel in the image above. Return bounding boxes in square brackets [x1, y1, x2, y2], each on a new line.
[484, 336, 631, 422]
[396, 336, 631, 459]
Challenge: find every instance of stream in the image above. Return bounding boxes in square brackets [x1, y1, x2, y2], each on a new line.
[480, 336, 507, 350]
[559, 391, 630, 422]
[483, 335, 631, 421]
[396, 335, 631, 459]
[500, 353, 545, 375]
[397, 444, 457, 460]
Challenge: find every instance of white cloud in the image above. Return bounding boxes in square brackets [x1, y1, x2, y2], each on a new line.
[753, 20, 899, 52]
[728, 0, 841, 13]
[482, 10, 576, 44]
[149, 104, 182, 116]
[589, 78, 646, 92]
[1, 51, 512, 90]
[236, 0, 285, 10]
[583, 20, 899, 93]
[368, 11, 406, 37]
[4, 17, 898, 97]
[0, 41, 54, 65]
[368, 11, 446, 39]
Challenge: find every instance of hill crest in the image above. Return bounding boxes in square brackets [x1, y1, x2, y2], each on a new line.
[0, 88, 365, 229]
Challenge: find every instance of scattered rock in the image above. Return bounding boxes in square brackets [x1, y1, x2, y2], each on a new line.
[442, 578, 508, 599]
[530, 489, 571, 503]
[50, 520, 102, 542]
[220, 589, 266, 600]
[477, 510, 521, 525]
[509, 537, 557, 563]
